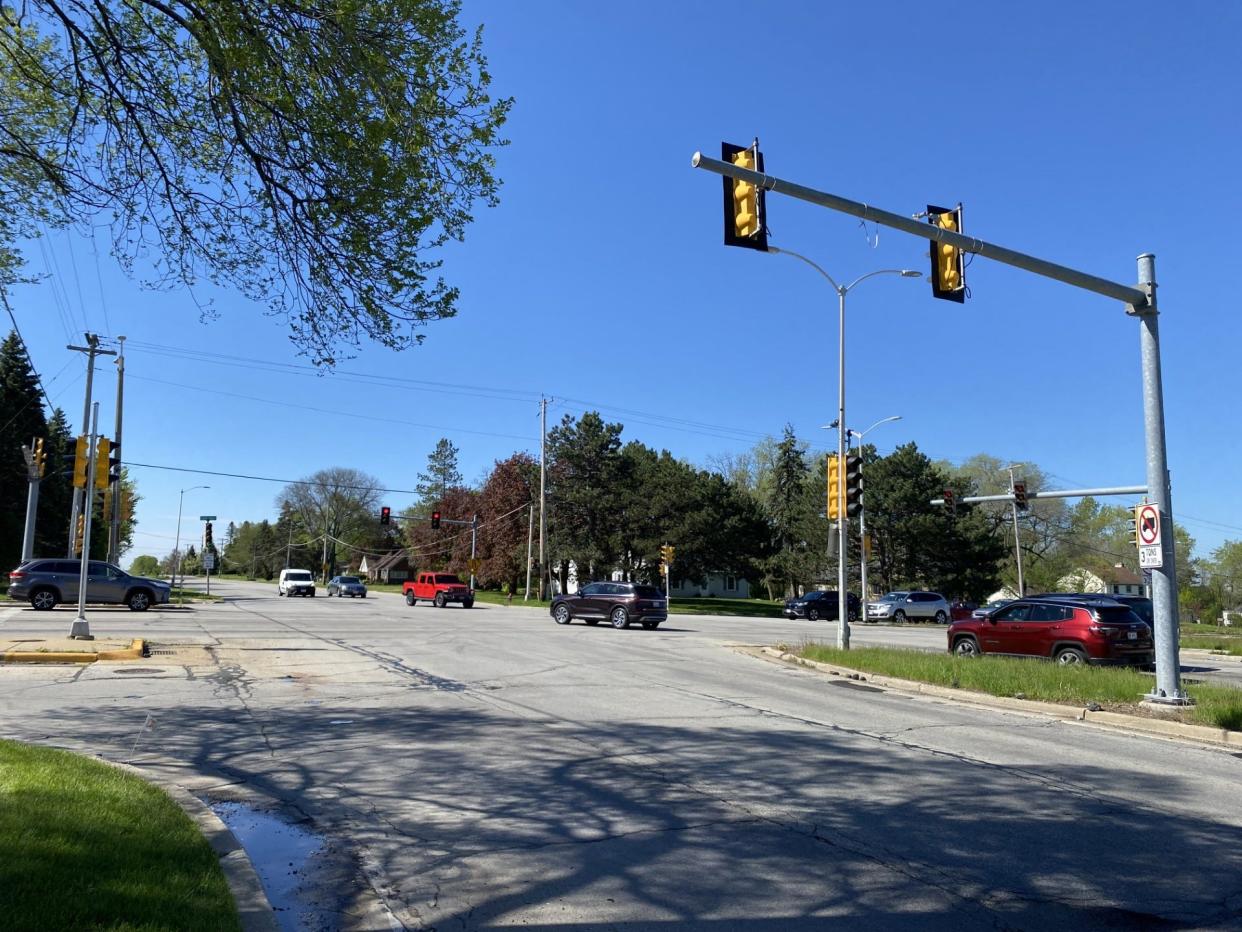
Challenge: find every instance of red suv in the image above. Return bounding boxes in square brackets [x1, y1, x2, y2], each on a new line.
[947, 596, 1153, 666]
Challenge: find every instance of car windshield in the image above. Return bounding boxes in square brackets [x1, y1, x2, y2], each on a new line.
[881, 592, 907, 602]
[435, 574, 463, 584]
[1119, 599, 1153, 623]
[286, 571, 313, 582]
[339, 577, 360, 584]
[633, 585, 663, 599]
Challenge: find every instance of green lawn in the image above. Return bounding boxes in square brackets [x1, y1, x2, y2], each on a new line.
[794, 644, 1242, 731]
[0, 740, 240, 931]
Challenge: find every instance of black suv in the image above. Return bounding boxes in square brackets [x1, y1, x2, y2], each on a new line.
[784, 590, 860, 622]
[551, 582, 668, 630]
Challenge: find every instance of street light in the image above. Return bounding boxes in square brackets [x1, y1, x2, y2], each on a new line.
[771, 245, 920, 649]
[848, 415, 903, 618]
[172, 485, 210, 600]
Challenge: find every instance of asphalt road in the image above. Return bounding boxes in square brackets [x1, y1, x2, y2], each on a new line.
[3, 581, 1241, 930]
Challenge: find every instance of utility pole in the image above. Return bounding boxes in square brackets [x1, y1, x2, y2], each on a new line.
[538, 396, 548, 600]
[1007, 464, 1026, 597]
[469, 514, 478, 590]
[108, 336, 125, 564]
[65, 335, 116, 557]
[524, 503, 534, 600]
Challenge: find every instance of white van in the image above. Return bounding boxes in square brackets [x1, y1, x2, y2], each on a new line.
[278, 568, 316, 597]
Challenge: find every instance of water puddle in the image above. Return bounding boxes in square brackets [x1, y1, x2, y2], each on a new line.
[212, 801, 330, 930]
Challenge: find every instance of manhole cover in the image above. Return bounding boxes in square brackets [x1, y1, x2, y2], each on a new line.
[115, 668, 165, 675]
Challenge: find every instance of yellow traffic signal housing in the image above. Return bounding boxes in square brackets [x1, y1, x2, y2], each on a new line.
[722, 141, 768, 251]
[34, 437, 46, 477]
[74, 513, 86, 554]
[827, 455, 842, 520]
[94, 437, 111, 490]
[72, 435, 90, 488]
[927, 204, 965, 303]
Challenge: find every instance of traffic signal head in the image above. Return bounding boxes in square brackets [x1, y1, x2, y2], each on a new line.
[94, 437, 111, 490]
[1130, 505, 1141, 548]
[845, 453, 863, 517]
[1013, 481, 1028, 511]
[431, 510, 441, 530]
[826, 455, 842, 520]
[74, 513, 85, 553]
[107, 443, 122, 483]
[34, 438, 46, 477]
[380, 506, 391, 525]
[944, 489, 957, 518]
[204, 522, 213, 548]
[927, 204, 965, 303]
[722, 141, 768, 251]
[73, 435, 89, 489]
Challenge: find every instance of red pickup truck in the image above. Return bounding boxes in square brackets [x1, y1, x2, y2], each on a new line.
[403, 572, 474, 609]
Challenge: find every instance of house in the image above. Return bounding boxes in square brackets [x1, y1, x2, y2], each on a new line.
[668, 573, 751, 599]
[1057, 564, 1149, 597]
[362, 550, 412, 584]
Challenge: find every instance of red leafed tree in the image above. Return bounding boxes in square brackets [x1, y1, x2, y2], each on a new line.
[402, 486, 480, 574]
[476, 453, 537, 593]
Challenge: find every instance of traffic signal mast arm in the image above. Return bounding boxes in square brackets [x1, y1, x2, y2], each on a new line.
[691, 152, 1151, 310]
[929, 484, 1148, 506]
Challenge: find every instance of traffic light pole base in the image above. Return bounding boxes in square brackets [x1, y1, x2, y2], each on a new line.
[1142, 692, 1194, 708]
[69, 620, 94, 640]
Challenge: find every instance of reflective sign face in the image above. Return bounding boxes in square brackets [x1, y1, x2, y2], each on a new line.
[1138, 504, 1160, 546]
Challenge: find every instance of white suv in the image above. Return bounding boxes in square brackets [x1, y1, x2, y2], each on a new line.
[278, 568, 316, 597]
[866, 590, 950, 624]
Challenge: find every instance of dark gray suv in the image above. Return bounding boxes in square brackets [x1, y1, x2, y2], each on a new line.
[8, 559, 172, 612]
[551, 582, 668, 629]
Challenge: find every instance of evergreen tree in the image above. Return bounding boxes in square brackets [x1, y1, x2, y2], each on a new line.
[0, 331, 48, 569]
[416, 438, 464, 505]
[35, 407, 74, 556]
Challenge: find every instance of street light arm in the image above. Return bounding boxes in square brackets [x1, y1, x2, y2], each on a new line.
[851, 415, 903, 441]
[842, 268, 921, 293]
[766, 245, 841, 292]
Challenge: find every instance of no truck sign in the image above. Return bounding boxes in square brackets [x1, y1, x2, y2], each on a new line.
[1137, 503, 1163, 568]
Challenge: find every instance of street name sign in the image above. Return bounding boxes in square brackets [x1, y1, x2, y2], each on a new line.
[199, 515, 217, 521]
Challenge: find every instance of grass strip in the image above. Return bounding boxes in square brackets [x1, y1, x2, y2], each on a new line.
[1181, 636, 1242, 656]
[794, 644, 1242, 731]
[0, 740, 240, 932]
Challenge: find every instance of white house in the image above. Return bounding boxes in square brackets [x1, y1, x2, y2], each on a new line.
[1057, 564, 1149, 597]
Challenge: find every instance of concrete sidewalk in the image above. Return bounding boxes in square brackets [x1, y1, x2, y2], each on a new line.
[0, 637, 146, 663]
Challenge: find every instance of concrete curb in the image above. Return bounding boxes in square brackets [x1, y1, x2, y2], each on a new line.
[1, 638, 146, 664]
[753, 645, 1242, 749]
[106, 759, 279, 932]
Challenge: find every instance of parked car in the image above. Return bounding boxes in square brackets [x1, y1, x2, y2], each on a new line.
[278, 568, 316, 597]
[972, 599, 1014, 619]
[404, 572, 473, 608]
[327, 575, 367, 598]
[865, 591, 951, 624]
[8, 559, 171, 612]
[1028, 592, 1153, 625]
[551, 581, 668, 630]
[783, 590, 860, 622]
[947, 594, 1153, 666]
[950, 601, 978, 622]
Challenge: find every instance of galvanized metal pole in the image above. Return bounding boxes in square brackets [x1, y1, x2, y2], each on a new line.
[524, 503, 534, 600]
[1008, 466, 1026, 596]
[70, 404, 100, 640]
[469, 514, 478, 591]
[1136, 254, 1185, 702]
[67, 336, 98, 557]
[108, 337, 125, 564]
[837, 288, 850, 650]
[20, 445, 39, 562]
[539, 397, 548, 599]
[857, 450, 868, 617]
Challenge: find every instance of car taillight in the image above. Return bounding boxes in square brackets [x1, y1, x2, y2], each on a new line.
[1088, 624, 1118, 638]
[9, 572, 24, 580]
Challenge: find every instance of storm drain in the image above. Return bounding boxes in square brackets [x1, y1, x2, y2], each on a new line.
[148, 649, 176, 656]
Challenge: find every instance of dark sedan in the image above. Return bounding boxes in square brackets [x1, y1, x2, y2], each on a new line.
[551, 581, 668, 630]
[784, 590, 860, 622]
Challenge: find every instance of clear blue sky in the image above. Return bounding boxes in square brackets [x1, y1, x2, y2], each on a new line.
[7, 0, 1242, 562]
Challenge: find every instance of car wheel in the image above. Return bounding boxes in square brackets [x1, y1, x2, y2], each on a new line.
[361, 593, 367, 599]
[405, 591, 416, 606]
[893, 610, 907, 623]
[934, 610, 947, 624]
[553, 604, 572, 625]
[953, 637, 980, 658]
[1056, 646, 1089, 666]
[463, 600, 474, 609]
[807, 607, 820, 621]
[127, 590, 151, 612]
[610, 607, 629, 629]
[30, 588, 57, 611]
[433, 593, 447, 608]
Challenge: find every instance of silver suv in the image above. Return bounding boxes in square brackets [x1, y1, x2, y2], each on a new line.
[866, 590, 951, 624]
[8, 559, 172, 612]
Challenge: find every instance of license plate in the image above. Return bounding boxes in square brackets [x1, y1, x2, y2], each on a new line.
[1127, 631, 1137, 640]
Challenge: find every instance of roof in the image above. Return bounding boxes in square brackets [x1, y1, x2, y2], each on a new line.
[374, 550, 409, 571]
[1101, 565, 1144, 586]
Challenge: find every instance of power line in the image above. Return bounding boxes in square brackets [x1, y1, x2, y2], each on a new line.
[122, 459, 420, 493]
